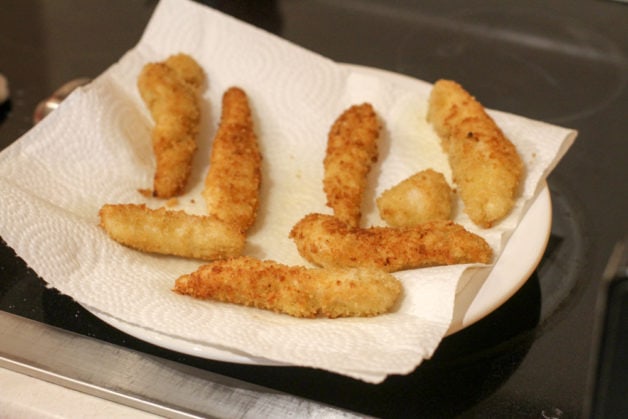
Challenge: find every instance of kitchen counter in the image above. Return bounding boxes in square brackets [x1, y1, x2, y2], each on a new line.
[0, 368, 161, 419]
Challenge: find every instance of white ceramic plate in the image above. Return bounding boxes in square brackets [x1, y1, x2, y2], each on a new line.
[91, 65, 552, 366]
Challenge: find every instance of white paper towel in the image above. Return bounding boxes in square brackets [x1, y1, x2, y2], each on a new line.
[0, 0, 576, 383]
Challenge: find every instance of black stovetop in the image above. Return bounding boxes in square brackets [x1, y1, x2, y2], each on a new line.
[1, 1, 627, 417]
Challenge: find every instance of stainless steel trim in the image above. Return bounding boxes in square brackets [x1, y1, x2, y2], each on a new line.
[0, 311, 362, 418]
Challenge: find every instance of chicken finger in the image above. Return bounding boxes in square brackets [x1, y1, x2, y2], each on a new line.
[174, 256, 402, 318]
[290, 213, 492, 272]
[203, 87, 261, 232]
[138, 53, 204, 198]
[323, 103, 380, 228]
[163, 53, 205, 90]
[99, 204, 244, 260]
[427, 79, 523, 228]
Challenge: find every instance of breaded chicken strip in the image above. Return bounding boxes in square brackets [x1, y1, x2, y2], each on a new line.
[163, 54, 205, 90]
[323, 103, 380, 228]
[377, 169, 453, 227]
[290, 213, 492, 272]
[427, 79, 523, 228]
[203, 87, 261, 232]
[174, 256, 401, 318]
[138, 53, 204, 198]
[99, 204, 244, 260]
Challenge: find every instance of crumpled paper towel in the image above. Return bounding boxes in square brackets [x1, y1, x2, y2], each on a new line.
[0, 0, 576, 383]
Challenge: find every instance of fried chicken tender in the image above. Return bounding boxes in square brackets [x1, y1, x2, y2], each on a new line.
[376, 169, 453, 227]
[427, 79, 523, 228]
[323, 103, 380, 228]
[174, 256, 402, 318]
[203, 87, 261, 232]
[163, 54, 205, 89]
[99, 204, 244, 260]
[290, 213, 492, 272]
[138, 53, 204, 198]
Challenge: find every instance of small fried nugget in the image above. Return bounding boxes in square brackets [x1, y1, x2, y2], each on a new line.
[427, 79, 523, 228]
[290, 213, 492, 272]
[323, 103, 380, 228]
[377, 169, 453, 227]
[174, 256, 401, 318]
[203, 87, 261, 232]
[138, 54, 204, 198]
[99, 204, 244, 260]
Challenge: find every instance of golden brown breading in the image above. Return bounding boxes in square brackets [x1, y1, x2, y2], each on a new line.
[427, 79, 523, 228]
[289, 213, 492, 272]
[99, 204, 244, 260]
[173, 256, 402, 318]
[202, 87, 261, 232]
[164, 53, 205, 90]
[376, 169, 453, 227]
[138, 54, 204, 198]
[323, 103, 380, 228]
